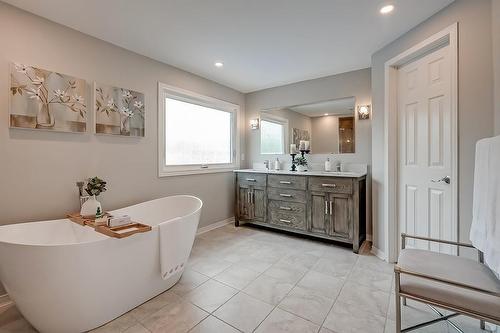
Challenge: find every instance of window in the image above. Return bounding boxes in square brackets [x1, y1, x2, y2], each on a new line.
[260, 115, 288, 155]
[158, 83, 240, 176]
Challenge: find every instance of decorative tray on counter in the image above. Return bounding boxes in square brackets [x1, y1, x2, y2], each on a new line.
[67, 213, 151, 238]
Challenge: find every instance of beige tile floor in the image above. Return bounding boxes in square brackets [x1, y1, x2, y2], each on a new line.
[0, 224, 493, 333]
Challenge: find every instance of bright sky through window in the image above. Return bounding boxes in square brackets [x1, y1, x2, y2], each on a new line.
[165, 98, 232, 165]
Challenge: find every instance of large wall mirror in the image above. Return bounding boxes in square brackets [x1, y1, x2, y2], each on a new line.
[260, 96, 356, 154]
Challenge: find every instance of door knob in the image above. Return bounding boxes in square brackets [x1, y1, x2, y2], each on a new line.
[431, 176, 451, 184]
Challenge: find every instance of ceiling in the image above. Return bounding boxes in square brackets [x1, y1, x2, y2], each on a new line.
[5, 0, 454, 93]
[288, 97, 355, 118]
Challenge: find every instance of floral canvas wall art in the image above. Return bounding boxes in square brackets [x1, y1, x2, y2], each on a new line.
[292, 128, 310, 147]
[10, 63, 87, 132]
[95, 83, 145, 137]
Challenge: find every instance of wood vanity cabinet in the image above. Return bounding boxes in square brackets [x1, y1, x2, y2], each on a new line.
[235, 172, 366, 253]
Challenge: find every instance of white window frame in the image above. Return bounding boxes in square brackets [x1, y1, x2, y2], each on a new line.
[158, 82, 240, 177]
[259, 113, 289, 155]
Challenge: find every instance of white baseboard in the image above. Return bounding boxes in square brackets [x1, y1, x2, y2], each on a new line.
[371, 246, 388, 261]
[196, 217, 234, 235]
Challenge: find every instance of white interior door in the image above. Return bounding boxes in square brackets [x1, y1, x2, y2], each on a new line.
[397, 43, 457, 254]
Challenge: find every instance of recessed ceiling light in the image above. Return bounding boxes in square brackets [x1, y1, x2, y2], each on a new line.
[214, 62, 224, 68]
[380, 4, 394, 14]
[324, 113, 329, 116]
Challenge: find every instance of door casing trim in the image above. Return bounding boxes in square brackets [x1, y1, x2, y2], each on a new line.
[383, 23, 458, 263]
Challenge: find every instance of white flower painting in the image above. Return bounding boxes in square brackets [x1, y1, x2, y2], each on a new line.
[95, 83, 144, 137]
[9, 63, 87, 133]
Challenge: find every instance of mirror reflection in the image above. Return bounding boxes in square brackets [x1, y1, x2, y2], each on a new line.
[260, 96, 356, 154]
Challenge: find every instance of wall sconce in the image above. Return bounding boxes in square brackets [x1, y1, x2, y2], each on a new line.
[250, 118, 260, 130]
[357, 105, 371, 120]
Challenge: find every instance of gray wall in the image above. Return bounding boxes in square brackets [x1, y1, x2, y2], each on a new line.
[494, 0, 500, 135]
[0, 3, 245, 228]
[371, 0, 494, 255]
[245, 68, 372, 236]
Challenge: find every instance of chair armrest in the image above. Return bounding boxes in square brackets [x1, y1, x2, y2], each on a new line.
[394, 265, 500, 298]
[401, 233, 475, 248]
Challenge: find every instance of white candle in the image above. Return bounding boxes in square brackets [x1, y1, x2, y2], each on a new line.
[304, 141, 310, 150]
[290, 144, 297, 154]
[299, 140, 306, 150]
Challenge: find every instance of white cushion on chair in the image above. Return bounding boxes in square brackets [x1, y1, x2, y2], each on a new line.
[398, 249, 500, 321]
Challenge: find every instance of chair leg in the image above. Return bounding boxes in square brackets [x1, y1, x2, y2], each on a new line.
[480, 320, 485, 330]
[395, 272, 402, 333]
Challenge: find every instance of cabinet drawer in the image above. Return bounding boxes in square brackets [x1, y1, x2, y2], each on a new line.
[308, 177, 353, 194]
[237, 173, 267, 187]
[268, 174, 307, 190]
[268, 200, 306, 230]
[268, 187, 306, 203]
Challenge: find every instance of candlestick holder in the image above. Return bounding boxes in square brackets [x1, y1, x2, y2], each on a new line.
[290, 153, 297, 171]
[299, 149, 310, 157]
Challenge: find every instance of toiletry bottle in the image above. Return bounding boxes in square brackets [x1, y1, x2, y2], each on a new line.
[274, 158, 280, 171]
[325, 158, 332, 172]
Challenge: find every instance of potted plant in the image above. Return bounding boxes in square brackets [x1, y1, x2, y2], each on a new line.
[80, 177, 107, 217]
[295, 156, 308, 172]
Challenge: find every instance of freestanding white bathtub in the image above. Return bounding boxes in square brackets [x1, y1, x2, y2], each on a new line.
[0, 195, 202, 333]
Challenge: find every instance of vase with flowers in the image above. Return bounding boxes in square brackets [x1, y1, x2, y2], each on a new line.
[80, 177, 107, 218]
[295, 156, 308, 172]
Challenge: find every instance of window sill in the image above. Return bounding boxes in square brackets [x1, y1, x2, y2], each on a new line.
[158, 167, 237, 177]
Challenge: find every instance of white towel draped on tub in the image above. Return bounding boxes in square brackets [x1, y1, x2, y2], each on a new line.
[159, 217, 190, 280]
[470, 135, 500, 276]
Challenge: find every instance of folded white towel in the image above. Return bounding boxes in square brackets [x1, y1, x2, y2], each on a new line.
[158, 217, 193, 280]
[470, 135, 500, 276]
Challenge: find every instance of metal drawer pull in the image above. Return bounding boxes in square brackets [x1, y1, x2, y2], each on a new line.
[329, 201, 333, 215]
[279, 206, 291, 211]
[279, 219, 291, 224]
[246, 178, 257, 182]
[325, 201, 328, 214]
[322, 183, 337, 188]
[279, 193, 292, 197]
[279, 181, 292, 184]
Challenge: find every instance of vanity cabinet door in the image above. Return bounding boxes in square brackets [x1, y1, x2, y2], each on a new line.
[237, 185, 251, 220]
[329, 193, 353, 241]
[252, 186, 267, 222]
[309, 191, 330, 235]
[236, 185, 266, 222]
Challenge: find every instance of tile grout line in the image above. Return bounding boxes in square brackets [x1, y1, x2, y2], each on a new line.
[317, 256, 358, 332]
[250, 258, 316, 332]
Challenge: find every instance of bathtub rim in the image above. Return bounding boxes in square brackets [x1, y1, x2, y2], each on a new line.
[0, 195, 203, 248]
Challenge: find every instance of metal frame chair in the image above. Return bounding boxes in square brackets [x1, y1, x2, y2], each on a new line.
[394, 233, 500, 333]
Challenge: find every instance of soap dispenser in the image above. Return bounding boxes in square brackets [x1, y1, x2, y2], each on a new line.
[274, 158, 280, 171]
[325, 158, 332, 172]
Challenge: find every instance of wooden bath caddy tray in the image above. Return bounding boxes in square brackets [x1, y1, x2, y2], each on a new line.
[67, 212, 111, 228]
[67, 213, 151, 238]
[95, 223, 152, 239]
